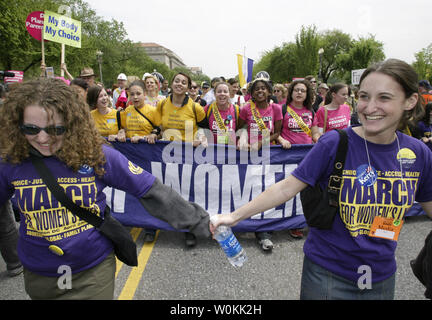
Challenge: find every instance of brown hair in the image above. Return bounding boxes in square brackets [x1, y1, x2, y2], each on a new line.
[0, 78, 107, 176]
[359, 59, 424, 130]
[86, 85, 104, 109]
[286, 79, 314, 111]
[324, 83, 348, 105]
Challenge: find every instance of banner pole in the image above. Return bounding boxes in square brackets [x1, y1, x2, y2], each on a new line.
[60, 43, 65, 77]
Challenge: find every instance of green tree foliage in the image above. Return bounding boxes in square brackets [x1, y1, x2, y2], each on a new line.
[294, 25, 320, 78]
[0, 0, 209, 87]
[413, 44, 432, 83]
[253, 26, 386, 85]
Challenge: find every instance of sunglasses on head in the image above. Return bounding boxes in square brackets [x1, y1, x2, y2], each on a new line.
[20, 124, 66, 136]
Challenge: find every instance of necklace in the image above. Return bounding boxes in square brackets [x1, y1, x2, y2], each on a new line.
[362, 129, 406, 206]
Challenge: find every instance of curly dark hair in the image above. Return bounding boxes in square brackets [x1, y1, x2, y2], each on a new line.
[286, 79, 314, 111]
[250, 79, 273, 103]
[0, 78, 107, 176]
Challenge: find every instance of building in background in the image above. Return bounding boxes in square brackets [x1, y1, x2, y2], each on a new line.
[137, 42, 186, 70]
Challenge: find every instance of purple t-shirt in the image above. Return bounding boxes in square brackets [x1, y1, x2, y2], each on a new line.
[292, 127, 432, 283]
[0, 145, 155, 276]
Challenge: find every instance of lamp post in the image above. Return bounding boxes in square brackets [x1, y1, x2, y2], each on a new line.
[318, 48, 324, 83]
[96, 50, 103, 85]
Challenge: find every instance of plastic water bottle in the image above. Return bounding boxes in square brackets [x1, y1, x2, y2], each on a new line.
[211, 216, 247, 267]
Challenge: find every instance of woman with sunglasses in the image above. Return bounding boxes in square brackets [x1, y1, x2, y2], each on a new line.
[273, 84, 287, 106]
[188, 81, 206, 107]
[0, 78, 210, 299]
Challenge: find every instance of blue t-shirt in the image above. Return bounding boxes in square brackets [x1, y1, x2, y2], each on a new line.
[0, 144, 155, 276]
[292, 127, 432, 283]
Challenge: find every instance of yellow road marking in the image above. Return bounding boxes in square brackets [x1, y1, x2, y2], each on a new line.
[117, 230, 159, 300]
[115, 227, 142, 278]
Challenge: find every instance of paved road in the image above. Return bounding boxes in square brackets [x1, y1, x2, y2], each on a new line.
[1, 215, 431, 301]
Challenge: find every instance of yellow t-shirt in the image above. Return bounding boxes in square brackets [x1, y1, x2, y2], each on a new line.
[156, 97, 205, 142]
[120, 104, 161, 138]
[90, 108, 119, 137]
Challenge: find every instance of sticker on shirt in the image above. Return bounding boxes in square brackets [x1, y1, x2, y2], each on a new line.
[128, 161, 143, 175]
[397, 148, 416, 170]
[78, 164, 94, 175]
[356, 164, 377, 187]
[369, 216, 404, 241]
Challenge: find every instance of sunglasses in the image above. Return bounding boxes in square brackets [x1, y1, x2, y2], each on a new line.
[20, 124, 66, 136]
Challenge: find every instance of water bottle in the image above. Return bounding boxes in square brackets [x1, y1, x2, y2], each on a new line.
[211, 216, 247, 267]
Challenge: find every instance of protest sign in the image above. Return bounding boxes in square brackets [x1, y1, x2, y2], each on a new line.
[43, 10, 81, 48]
[351, 68, 366, 85]
[26, 11, 45, 42]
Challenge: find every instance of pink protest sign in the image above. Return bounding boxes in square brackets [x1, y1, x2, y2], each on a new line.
[26, 11, 45, 42]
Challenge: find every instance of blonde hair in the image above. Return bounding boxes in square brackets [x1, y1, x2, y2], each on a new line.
[0, 78, 107, 176]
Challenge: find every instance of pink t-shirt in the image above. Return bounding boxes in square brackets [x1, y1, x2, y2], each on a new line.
[280, 105, 313, 144]
[204, 104, 238, 144]
[313, 104, 351, 132]
[239, 102, 283, 143]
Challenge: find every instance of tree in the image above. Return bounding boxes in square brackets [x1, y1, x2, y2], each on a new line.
[413, 44, 432, 83]
[317, 30, 352, 83]
[336, 35, 385, 84]
[295, 25, 320, 78]
[1, 0, 211, 86]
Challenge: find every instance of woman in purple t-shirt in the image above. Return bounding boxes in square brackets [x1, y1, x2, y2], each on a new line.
[312, 83, 351, 142]
[0, 79, 211, 300]
[211, 59, 432, 300]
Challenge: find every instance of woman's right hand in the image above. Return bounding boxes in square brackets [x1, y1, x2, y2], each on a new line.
[116, 129, 126, 142]
[209, 213, 238, 235]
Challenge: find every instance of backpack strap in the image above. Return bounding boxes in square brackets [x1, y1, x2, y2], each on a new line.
[116, 110, 122, 131]
[134, 106, 156, 128]
[327, 129, 348, 207]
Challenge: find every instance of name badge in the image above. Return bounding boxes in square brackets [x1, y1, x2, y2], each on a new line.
[217, 133, 229, 144]
[369, 216, 404, 241]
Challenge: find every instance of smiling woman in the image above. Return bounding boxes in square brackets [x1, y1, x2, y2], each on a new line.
[0, 78, 211, 299]
[210, 59, 432, 300]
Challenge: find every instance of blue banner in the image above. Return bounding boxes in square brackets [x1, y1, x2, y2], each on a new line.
[106, 141, 424, 232]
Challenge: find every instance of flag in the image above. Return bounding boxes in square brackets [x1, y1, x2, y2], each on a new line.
[237, 54, 254, 88]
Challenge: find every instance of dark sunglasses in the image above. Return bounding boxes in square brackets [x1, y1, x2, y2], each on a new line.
[20, 124, 66, 136]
